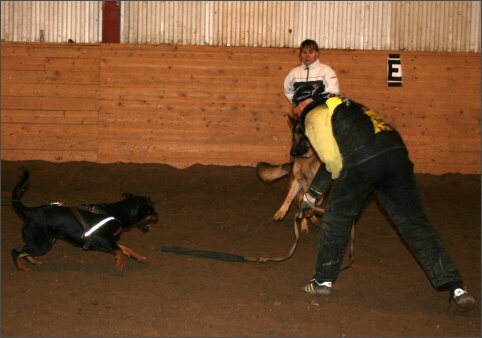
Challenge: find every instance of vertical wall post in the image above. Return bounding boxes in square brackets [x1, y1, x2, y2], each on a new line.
[102, 1, 121, 43]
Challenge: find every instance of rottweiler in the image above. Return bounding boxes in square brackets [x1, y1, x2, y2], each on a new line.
[11, 170, 158, 272]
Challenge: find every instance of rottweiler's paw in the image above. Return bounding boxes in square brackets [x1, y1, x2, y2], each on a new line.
[26, 256, 43, 266]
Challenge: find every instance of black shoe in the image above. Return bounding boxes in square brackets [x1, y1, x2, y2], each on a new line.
[452, 288, 476, 312]
[300, 280, 332, 295]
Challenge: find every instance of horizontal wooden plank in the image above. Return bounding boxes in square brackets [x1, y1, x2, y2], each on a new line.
[1, 124, 98, 150]
[99, 84, 285, 99]
[1, 43, 101, 58]
[433, 135, 480, 152]
[100, 63, 293, 79]
[97, 109, 292, 125]
[354, 114, 481, 134]
[1, 149, 97, 163]
[1, 57, 46, 71]
[1, 84, 100, 98]
[45, 57, 100, 72]
[403, 136, 481, 166]
[341, 74, 480, 92]
[337, 67, 480, 89]
[99, 69, 286, 87]
[1, 96, 99, 111]
[99, 139, 291, 153]
[99, 100, 287, 113]
[97, 120, 291, 133]
[401, 73, 480, 86]
[1, 70, 100, 85]
[97, 108, 291, 123]
[99, 95, 286, 108]
[100, 44, 295, 61]
[1, 139, 97, 151]
[100, 74, 287, 91]
[97, 140, 292, 168]
[400, 55, 481, 69]
[99, 83, 283, 100]
[1, 110, 99, 125]
[413, 163, 481, 175]
[101, 54, 295, 67]
[96, 125, 292, 146]
[411, 159, 480, 175]
[409, 149, 481, 163]
[345, 95, 480, 118]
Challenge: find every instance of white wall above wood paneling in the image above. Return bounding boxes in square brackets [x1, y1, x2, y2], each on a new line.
[1, 1, 480, 52]
[0, 1, 102, 43]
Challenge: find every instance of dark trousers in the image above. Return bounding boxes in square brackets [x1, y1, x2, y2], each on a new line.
[313, 149, 463, 289]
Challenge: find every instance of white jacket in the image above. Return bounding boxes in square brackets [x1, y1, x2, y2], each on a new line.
[284, 59, 339, 104]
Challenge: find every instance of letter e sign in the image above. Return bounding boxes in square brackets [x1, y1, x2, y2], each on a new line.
[388, 54, 402, 87]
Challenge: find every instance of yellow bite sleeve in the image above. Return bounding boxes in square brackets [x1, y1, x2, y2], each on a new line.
[304, 104, 343, 179]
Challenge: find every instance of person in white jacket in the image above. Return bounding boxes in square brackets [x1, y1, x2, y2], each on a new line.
[284, 39, 339, 105]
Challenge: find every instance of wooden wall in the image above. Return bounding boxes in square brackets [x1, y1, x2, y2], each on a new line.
[1, 42, 480, 174]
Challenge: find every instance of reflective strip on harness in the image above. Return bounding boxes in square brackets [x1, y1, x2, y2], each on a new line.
[84, 217, 117, 237]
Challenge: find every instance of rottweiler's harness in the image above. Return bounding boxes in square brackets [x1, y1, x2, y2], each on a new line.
[50, 202, 118, 249]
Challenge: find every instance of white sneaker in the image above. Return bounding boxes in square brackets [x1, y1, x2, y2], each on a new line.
[452, 288, 476, 311]
[300, 280, 332, 295]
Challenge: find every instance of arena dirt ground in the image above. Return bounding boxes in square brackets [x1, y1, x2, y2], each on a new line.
[1, 160, 480, 337]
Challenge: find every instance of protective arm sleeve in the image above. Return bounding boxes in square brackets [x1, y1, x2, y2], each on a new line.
[304, 104, 343, 179]
[307, 163, 333, 197]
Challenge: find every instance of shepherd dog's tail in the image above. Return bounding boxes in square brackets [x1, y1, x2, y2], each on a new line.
[256, 162, 293, 183]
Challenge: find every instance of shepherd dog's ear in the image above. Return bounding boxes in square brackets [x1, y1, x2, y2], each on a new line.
[122, 193, 134, 199]
[287, 114, 298, 127]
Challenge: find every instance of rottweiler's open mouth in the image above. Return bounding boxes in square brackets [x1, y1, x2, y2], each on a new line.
[135, 212, 159, 231]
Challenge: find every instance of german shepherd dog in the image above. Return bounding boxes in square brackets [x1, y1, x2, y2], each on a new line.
[257, 115, 322, 233]
[11, 170, 159, 272]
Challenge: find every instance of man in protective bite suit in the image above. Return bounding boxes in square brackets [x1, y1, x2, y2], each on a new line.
[291, 84, 475, 312]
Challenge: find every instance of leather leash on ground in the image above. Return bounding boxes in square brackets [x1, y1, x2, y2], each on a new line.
[244, 206, 355, 269]
[161, 211, 306, 263]
[162, 206, 355, 270]
[241, 209, 307, 262]
[161, 209, 317, 262]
